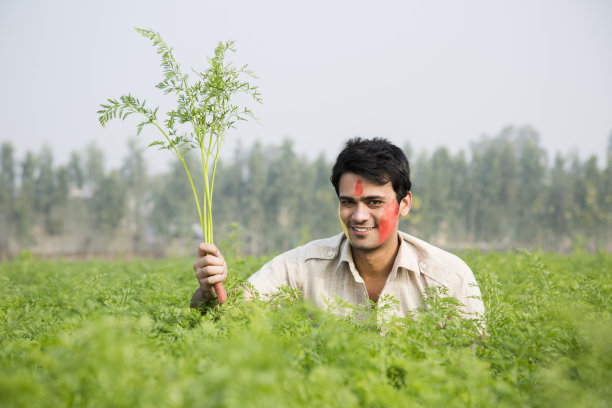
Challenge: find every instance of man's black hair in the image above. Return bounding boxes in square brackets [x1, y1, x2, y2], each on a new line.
[330, 137, 411, 203]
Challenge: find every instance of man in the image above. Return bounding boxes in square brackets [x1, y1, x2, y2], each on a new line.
[191, 138, 484, 320]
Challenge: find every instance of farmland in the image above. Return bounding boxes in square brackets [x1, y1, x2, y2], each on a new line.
[1, 250, 610, 407]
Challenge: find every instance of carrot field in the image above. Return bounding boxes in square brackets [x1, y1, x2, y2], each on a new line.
[1, 250, 610, 407]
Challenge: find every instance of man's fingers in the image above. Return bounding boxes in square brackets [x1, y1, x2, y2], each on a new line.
[195, 265, 226, 280]
[207, 274, 226, 286]
[193, 255, 225, 272]
[198, 242, 220, 258]
[195, 242, 227, 293]
[203, 254, 225, 266]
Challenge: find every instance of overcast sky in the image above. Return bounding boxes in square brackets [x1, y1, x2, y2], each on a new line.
[1, 0, 611, 173]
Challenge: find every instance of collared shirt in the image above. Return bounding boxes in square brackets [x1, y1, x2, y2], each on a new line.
[247, 232, 485, 320]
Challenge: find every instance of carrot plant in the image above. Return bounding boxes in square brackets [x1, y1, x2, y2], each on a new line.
[98, 28, 261, 303]
[2, 251, 611, 407]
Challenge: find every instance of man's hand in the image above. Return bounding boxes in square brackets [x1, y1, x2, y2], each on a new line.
[192, 243, 228, 304]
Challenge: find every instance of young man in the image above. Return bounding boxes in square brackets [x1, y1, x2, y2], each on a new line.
[191, 138, 484, 320]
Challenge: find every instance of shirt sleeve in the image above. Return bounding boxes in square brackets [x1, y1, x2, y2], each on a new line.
[448, 261, 485, 324]
[247, 248, 302, 296]
[458, 268, 485, 318]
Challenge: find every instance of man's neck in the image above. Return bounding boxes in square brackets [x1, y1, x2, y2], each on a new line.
[350, 234, 400, 281]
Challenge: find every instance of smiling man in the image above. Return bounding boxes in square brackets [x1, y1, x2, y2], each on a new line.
[191, 137, 484, 320]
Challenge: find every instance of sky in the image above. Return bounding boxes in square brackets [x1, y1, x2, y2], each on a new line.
[1, 0, 611, 173]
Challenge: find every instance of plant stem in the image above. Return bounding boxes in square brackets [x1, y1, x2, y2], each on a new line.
[202, 102, 218, 243]
[180, 157, 205, 235]
[151, 120, 205, 236]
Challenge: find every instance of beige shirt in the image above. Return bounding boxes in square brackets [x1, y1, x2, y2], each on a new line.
[247, 232, 484, 320]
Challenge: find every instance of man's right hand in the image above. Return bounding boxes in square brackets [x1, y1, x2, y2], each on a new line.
[193, 243, 228, 301]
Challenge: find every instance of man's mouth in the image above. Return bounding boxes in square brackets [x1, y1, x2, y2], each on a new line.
[351, 226, 375, 232]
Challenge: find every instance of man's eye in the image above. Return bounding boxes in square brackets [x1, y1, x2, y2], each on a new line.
[369, 200, 384, 206]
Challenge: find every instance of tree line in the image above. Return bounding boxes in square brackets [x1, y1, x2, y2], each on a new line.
[0, 125, 610, 259]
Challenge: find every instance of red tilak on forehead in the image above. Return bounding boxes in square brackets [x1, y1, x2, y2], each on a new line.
[354, 180, 363, 196]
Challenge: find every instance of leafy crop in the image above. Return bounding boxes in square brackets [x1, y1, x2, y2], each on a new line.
[1, 250, 610, 407]
[98, 29, 261, 301]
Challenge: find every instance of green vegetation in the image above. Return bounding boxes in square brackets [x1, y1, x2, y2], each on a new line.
[1, 128, 611, 259]
[98, 28, 260, 244]
[1, 250, 610, 407]
[97, 29, 260, 301]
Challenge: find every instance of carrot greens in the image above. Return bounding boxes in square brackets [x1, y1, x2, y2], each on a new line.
[98, 28, 261, 301]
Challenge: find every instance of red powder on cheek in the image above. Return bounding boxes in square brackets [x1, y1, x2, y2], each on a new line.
[354, 180, 363, 196]
[377, 200, 399, 245]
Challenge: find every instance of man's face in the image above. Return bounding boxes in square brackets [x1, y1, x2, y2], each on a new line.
[338, 172, 411, 252]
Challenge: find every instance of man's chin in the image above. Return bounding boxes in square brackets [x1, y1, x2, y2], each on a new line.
[348, 231, 398, 252]
[348, 239, 380, 252]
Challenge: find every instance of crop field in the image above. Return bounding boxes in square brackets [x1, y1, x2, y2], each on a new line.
[0, 250, 610, 407]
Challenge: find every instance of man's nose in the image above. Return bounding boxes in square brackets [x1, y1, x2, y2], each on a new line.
[352, 203, 369, 223]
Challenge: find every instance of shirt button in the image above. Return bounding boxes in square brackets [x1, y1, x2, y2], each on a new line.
[419, 262, 427, 270]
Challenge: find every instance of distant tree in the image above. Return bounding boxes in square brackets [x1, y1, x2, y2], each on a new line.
[83, 143, 108, 242]
[564, 152, 606, 249]
[448, 150, 470, 240]
[213, 141, 337, 254]
[212, 144, 248, 248]
[3, 130, 610, 256]
[566, 152, 584, 246]
[33, 146, 56, 235]
[0, 142, 16, 212]
[121, 139, 148, 252]
[149, 154, 194, 240]
[45, 165, 70, 235]
[514, 127, 547, 245]
[15, 152, 36, 244]
[421, 147, 454, 241]
[0, 142, 16, 256]
[408, 151, 430, 237]
[67, 151, 84, 190]
[85, 143, 105, 193]
[580, 156, 605, 249]
[93, 170, 127, 234]
[265, 139, 306, 249]
[602, 136, 612, 249]
[468, 145, 501, 242]
[309, 153, 337, 240]
[495, 138, 519, 238]
[402, 141, 413, 163]
[545, 154, 570, 249]
[243, 141, 268, 254]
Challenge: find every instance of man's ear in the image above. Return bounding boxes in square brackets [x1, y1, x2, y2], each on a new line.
[399, 192, 412, 217]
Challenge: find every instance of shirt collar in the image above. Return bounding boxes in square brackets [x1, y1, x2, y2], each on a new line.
[337, 233, 421, 283]
[338, 236, 363, 283]
[389, 235, 421, 282]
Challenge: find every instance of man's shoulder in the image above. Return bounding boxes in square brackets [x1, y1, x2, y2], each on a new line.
[398, 231, 473, 286]
[251, 234, 343, 281]
[280, 233, 345, 262]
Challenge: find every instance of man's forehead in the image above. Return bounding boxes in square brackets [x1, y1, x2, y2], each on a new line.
[339, 172, 390, 188]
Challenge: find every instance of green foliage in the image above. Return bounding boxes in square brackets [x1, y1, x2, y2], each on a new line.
[403, 125, 612, 251]
[0, 143, 16, 256]
[1, 125, 611, 256]
[93, 170, 127, 233]
[14, 152, 36, 244]
[212, 140, 340, 254]
[1, 251, 610, 407]
[98, 28, 261, 244]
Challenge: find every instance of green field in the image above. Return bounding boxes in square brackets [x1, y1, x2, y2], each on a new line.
[1, 250, 610, 407]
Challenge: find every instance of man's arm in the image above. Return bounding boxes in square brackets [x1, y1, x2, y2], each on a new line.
[190, 287, 213, 308]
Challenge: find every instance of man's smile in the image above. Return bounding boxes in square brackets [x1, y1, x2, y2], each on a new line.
[351, 226, 375, 232]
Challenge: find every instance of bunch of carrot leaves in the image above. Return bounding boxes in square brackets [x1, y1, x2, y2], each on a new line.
[98, 27, 260, 248]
